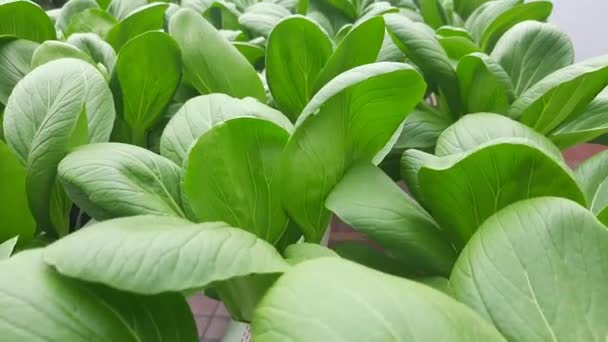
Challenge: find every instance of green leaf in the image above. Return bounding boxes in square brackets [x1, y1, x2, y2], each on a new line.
[332, 242, 411, 277]
[435, 113, 563, 160]
[266, 16, 333, 121]
[550, 90, 608, 148]
[107, 0, 147, 20]
[202, 1, 241, 31]
[58, 142, 185, 220]
[450, 197, 608, 342]
[160, 94, 292, 165]
[55, 0, 99, 34]
[385, 13, 461, 118]
[465, 0, 552, 51]
[0, 1, 55, 42]
[508, 55, 608, 134]
[453, 0, 489, 20]
[393, 105, 453, 151]
[313, 16, 385, 92]
[304, 0, 350, 37]
[574, 150, 608, 224]
[96, 0, 111, 9]
[0, 249, 198, 341]
[215, 273, 279, 322]
[327, 163, 456, 275]
[354, 1, 397, 24]
[65, 7, 117, 38]
[183, 118, 290, 244]
[376, 31, 405, 62]
[284, 242, 338, 264]
[234, 41, 265, 68]
[106, 3, 168, 51]
[44, 215, 289, 294]
[169, 8, 266, 101]
[3, 59, 115, 234]
[326, 0, 357, 19]
[0, 236, 18, 259]
[402, 115, 585, 248]
[491, 21, 574, 96]
[31, 41, 96, 69]
[252, 258, 505, 341]
[0, 38, 37, 106]
[66, 32, 117, 73]
[239, 3, 291, 37]
[112, 31, 181, 146]
[0, 140, 35, 245]
[457, 52, 514, 113]
[280, 62, 426, 242]
[435, 26, 481, 63]
[419, 0, 448, 29]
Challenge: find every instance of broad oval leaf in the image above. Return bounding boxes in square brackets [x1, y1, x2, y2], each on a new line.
[465, 0, 552, 51]
[252, 257, 505, 341]
[385, 13, 461, 118]
[183, 118, 290, 244]
[354, 1, 397, 25]
[112, 31, 181, 146]
[55, 0, 99, 34]
[3, 58, 115, 233]
[58, 143, 185, 221]
[479, 0, 552, 51]
[550, 90, 608, 148]
[169, 8, 266, 101]
[454, 0, 489, 20]
[450, 197, 608, 342]
[457, 52, 514, 114]
[402, 136, 585, 248]
[508, 55, 608, 134]
[326, 163, 457, 275]
[435, 113, 563, 161]
[65, 7, 117, 38]
[66, 32, 116, 73]
[0, 1, 55, 42]
[491, 21, 574, 96]
[575, 150, 608, 224]
[281, 62, 426, 242]
[106, 3, 168, 51]
[239, 3, 291, 37]
[0, 140, 35, 245]
[0, 38, 37, 105]
[313, 15, 385, 93]
[0, 249, 197, 341]
[436, 27, 481, 63]
[418, 0, 448, 29]
[393, 106, 452, 151]
[160, 94, 293, 165]
[266, 16, 333, 121]
[44, 215, 289, 294]
[283, 242, 338, 264]
[31, 41, 96, 69]
[107, 0, 147, 20]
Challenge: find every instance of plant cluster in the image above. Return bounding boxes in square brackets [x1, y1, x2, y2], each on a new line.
[1, 0, 608, 340]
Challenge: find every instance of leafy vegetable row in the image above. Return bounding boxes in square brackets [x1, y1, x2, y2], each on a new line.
[1, 0, 608, 341]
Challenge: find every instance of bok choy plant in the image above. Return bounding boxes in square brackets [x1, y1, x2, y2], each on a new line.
[1, 0, 608, 341]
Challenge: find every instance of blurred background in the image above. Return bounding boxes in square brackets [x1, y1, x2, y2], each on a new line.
[35, 0, 608, 60]
[551, 0, 607, 61]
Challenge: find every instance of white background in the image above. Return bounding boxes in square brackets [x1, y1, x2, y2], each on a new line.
[550, 0, 608, 61]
